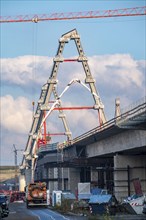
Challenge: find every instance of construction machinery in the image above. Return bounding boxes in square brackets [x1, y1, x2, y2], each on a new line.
[0, 6, 145, 23]
[20, 29, 106, 184]
[25, 182, 48, 208]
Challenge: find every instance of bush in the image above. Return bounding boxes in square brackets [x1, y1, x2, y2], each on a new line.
[54, 199, 72, 213]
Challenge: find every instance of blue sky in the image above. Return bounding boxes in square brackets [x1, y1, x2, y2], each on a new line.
[0, 0, 146, 165]
[1, 1, 145, 59]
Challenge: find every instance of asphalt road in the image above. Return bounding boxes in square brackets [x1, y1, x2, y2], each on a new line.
[3, 202, 146, 220]
[4, 202, 87, 220]
[3, 202, 38, 220]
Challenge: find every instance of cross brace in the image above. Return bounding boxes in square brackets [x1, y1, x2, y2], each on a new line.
[22, 29, 106, 183]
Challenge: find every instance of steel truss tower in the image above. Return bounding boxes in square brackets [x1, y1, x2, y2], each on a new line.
[21, 29, 106, 182]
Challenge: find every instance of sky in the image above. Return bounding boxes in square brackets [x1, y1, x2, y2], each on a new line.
[0, 0, 146, 166]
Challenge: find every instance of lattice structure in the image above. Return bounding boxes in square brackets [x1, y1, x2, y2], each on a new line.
[0, 6, 145, 23]
[21, 29, 106, 181]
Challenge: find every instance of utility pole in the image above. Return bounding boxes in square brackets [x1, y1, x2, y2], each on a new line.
[13, 144, 23, 190]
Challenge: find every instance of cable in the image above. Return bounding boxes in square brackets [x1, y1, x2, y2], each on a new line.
[31, 22, 38, 120]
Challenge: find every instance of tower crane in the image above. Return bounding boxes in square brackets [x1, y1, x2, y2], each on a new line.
[0, 6, 145, 23]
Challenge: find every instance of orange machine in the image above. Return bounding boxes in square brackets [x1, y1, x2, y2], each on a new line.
[25, 182, 47, 208]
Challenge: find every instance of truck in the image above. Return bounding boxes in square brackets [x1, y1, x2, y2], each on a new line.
[25, 182, 48, 208]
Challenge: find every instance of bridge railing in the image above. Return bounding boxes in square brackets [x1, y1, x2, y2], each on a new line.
[48, 97, 146, 148]
[120, 96, 146, 115]
[71, 96, 146, 145]
[116, 96, 146, 125]
[37, 142, 58, 154]
[72, 117, 116, 145]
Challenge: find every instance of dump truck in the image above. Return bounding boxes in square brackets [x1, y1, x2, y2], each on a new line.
[25, 182, 48, 208]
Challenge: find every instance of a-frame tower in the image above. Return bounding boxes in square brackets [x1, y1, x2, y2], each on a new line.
[21, 29, 106, 181]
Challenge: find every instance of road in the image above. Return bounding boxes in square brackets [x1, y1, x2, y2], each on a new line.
[4, 202, 87, 220]
[3, 202, 146, 220]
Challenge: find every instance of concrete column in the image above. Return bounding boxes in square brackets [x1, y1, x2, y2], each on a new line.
[19, 174, 26, 191]
[25, 169, 32, 185]
[69, 167, 80, 195]
[114, 154, 146, 202]
[91, 168, 98, 183]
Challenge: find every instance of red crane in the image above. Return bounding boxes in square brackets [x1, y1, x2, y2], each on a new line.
[0, 6, 145, 23]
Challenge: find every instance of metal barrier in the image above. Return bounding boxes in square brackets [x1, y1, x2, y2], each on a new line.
[38, 97, 146, 148]
[71, 96, 146, 145]
[38, 142, 58, 154]
[120, 96, 146, 114]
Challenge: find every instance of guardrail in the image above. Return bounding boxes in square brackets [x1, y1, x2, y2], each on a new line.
[120, 96, 146, 114]
[44, 97, 146, 149]
[72, 117, 116, 145]
[38, 142, 58, 153]
[71, 96, 146, 145]
[116, 98, 146, 126]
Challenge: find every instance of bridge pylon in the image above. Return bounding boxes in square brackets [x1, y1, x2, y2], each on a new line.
[21, 29, 106, 184]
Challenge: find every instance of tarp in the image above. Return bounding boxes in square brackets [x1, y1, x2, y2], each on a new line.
[62, 192, 76, 200]
[91, 188, 102, 195]
[78, 193, 91, 200]
[89, 194, 112, 204]
[91, 188, 108, 195]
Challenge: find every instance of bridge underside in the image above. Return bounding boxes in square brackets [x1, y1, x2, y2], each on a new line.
[33, 101, 146, 201]
[35, 124, 146, 171]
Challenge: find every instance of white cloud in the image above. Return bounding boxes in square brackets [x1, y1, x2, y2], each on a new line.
[1, 54, 145, 130]
[1, 54, 144, 93]
[88, 54, 144, 89]
[1, 56, 52, 86]
[0, 54, 145, 165]
[1, 95, 32, 134]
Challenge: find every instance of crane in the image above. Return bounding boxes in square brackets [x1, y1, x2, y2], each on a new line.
[0, 6, 145, 23]
[4, 5, 145, 185]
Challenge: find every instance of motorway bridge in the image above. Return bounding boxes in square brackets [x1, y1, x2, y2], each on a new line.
[20, 29, 146, 202]
[29, 96, 146, 202]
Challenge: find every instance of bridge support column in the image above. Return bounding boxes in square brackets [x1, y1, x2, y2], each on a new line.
[69, 167, 80, 195]
[45, 167, 80, 195]
[91, 168, 98, 183]
[19, 174, 26, 191]
[114, 154, 146, 202]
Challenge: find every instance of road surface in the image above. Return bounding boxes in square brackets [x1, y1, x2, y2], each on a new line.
[3, 202, 146, 220]
[5, 202, 87, 220]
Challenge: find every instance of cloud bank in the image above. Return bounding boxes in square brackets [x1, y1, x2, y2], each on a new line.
[1, 54, 145, 90]
[0, 54, 145, 165]
[1, 95, 32, 134]
[1, 56, 52, 87]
